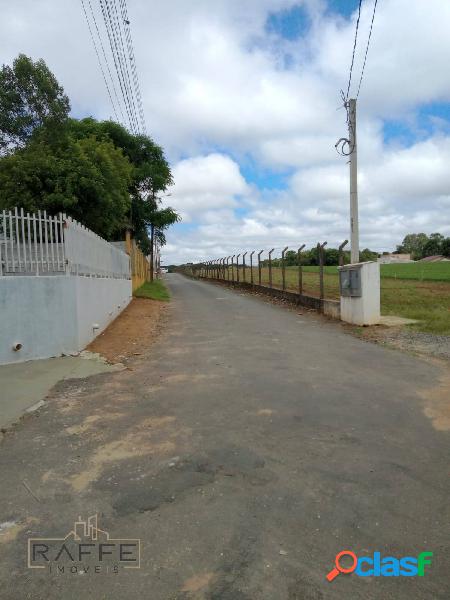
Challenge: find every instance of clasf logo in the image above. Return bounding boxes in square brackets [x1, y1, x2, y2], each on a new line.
[326, 550, 433, 581]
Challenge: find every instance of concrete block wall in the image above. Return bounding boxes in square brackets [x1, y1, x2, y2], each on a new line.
[0, 276, 132, 365]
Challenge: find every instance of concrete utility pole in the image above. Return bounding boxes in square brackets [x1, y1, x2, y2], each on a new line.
[348, 98, 359, 264]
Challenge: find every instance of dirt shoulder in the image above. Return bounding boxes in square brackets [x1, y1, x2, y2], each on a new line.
[87, 297, 168, 364]
[351, 325, 450, 362]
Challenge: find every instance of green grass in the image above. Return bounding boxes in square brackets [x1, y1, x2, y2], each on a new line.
[379, 262, 450, 281]
[134, 279, 170, 301]
[232, 265, 450, 335]
[298, 261, 450, 281]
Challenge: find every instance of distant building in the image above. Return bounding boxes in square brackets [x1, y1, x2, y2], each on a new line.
[419, 255, 450, 263]
[378, 253, 413, 264]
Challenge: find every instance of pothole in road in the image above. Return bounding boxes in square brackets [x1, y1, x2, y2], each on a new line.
[107, 446, 272, 516]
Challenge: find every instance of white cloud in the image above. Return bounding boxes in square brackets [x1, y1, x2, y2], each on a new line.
[169, 154, 250, 221]
[1, 0, 450, 264]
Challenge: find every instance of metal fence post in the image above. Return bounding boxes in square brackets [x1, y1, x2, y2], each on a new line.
[242, 251, 247, 283]
[258, 250, 263, 285]
[231, 255, 235, 282]
[281, 246, 288, 291]
[339, 240, 349, 266]
[297, 244, 305, 295]
[236, 254, 241, 282]
[318, 241, 328, 300]
[250, 251, 255, 285]
[268, 248, 275, 288]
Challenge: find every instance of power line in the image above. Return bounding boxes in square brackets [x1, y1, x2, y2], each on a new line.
[80, 0, 119, 121]
[109, 0, 140, 133]
[87, 0, 126, 123]
[81, 0, 147, 136]
[118, 0, 144, 134]
[120, 0, 147, 134]
[346, 0, 363, 100]
[99, 0, 132, 129]
[101, 0, 136, 131]
[356, 0, 379, 98]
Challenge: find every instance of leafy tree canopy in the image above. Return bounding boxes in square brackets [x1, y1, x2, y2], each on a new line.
[68, 118, 177, 249]
[396, 233, 429, 259]
[397, 232, 448, 259]
[0, 54, 70, 154]
[0, 134, 132, 239]
[0, 55, 179, 249]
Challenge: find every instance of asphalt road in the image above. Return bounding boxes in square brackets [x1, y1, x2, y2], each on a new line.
[0, 273, 448, 599]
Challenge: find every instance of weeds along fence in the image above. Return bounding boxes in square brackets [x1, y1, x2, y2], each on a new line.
[0, 208, 130, 278]
[178, 241, 349, 316]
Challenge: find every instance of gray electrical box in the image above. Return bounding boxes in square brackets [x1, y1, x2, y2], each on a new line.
[339, 266, 362, 297]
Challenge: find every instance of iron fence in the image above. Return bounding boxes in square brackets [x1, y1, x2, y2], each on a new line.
[0, 208, 130, 279]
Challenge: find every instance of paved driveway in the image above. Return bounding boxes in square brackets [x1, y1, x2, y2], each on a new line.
[0, 273, 448, 599]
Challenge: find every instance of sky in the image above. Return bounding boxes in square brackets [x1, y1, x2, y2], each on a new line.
[1, 0, 450, 264]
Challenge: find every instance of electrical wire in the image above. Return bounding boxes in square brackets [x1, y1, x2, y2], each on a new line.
[356, 0, 378, 98]
[337, 1, 379, 155]
[80, 0, 119, 121]
[120, 0, 147, 134]
[102, 0, 136, 131]
[346, 0, 363, 100]
[87, 0, 125, 123]
[81, 0, 148, 136]
[110, 0, 140, 133]
[119, 0, 144, 134]
[100, 0, 133, 130]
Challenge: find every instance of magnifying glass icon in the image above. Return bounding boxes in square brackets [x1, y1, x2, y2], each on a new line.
[326, 550, 357, 581]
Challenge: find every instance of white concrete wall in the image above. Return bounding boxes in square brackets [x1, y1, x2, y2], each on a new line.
[74, 277, 131, 349]
[0, 276, 132, 365]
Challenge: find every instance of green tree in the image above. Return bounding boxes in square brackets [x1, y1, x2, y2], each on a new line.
[359, 248, 378, 262]
[284, 250, 297, 266]
[148, 203, 181, 278]
[422, 233, 444, 258]
[0, 54, 70, 154]
[0, 135, 132, 239]
[0, 57, 179, 246]
[396, 233, 429, 259]
[68, 118, 176, 247]
[441, 238, 450, 258]
[325, 248, 339, 265]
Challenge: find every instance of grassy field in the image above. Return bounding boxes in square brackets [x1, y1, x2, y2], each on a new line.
[134, 279, 170, 301]
[230, 264, 450, 334]
[299, 261, 450, 281]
